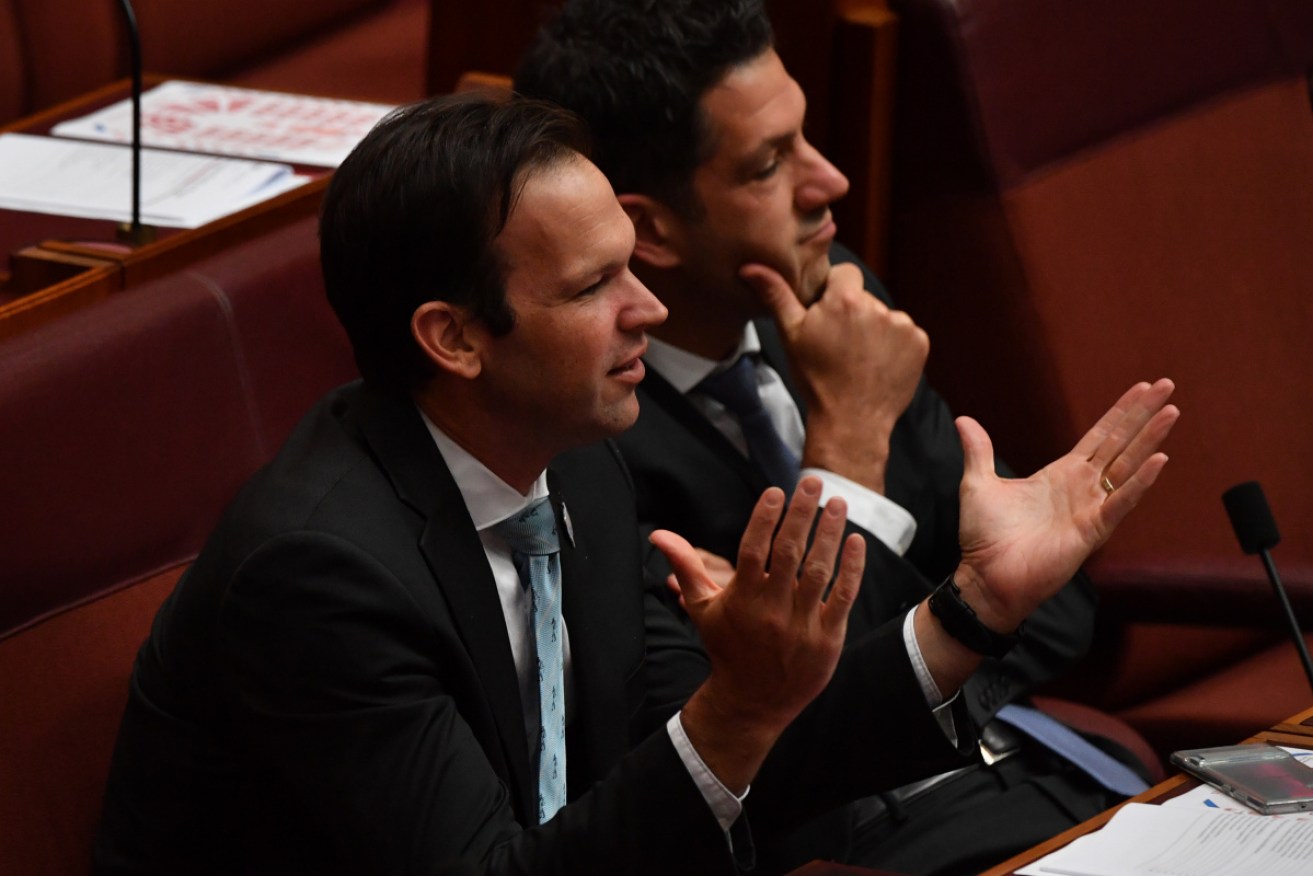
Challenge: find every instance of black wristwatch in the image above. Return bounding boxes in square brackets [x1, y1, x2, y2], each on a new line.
[927, 575, 1021, 658]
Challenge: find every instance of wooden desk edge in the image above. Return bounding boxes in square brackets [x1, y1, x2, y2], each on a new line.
[1274, 703, 1313, 736]
[0, 262, 119, 341]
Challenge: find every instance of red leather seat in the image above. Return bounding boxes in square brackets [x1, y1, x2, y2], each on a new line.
[0, 216, 356, 872]
[886, 0, 1313, 754]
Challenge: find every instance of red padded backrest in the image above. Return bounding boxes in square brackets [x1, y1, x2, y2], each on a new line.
[0, 566, 184, 875]
[0, 215, 356, 638]
[7, 0, 121, 116]
[0, 0, 25, 123]
[186, 216, 358, 450]
[999, 79, 1313, 608]
[0, 274, 265, 637]
[0, 214, 356, 873]
[134, 0, 393, 79]
[887, 0, 1313, 614]
[2, 0, 414, 124]
[885, 0, 1313, 753]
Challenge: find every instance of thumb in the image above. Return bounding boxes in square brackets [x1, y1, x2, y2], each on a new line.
[649, 530, 721, 612]
[740, 263, 805, 330]
[955, 416, 998, 484]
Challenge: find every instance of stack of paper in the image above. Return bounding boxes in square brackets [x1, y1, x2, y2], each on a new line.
[1018, 802, 1313, 876]
[50, 81, 396, 168]
[0, 133, 308, 229]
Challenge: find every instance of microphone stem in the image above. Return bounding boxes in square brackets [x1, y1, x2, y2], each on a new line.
[116, 0, 144, 241]
[1261, 548, 1313, 697]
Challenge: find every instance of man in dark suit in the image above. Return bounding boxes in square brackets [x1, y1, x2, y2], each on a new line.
[95, 93, 1177, 874]
[515, 1, 1175, 872]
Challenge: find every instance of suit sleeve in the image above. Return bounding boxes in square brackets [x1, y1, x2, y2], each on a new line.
[216, 532, 734, 876]
[746, 617, 975, 838]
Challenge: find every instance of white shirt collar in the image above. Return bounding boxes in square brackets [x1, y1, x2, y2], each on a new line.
[417, 407, 549, 532]
[643, 323, 763, 393]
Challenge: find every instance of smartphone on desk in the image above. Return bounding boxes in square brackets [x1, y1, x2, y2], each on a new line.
[1170, 743, 1313, 814]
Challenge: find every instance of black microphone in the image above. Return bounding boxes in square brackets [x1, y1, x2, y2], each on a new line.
[114, 0, 155, 246]
[1223, 481, 1313, 695]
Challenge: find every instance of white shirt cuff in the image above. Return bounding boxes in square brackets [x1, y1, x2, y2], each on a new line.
[804, 467, 917, 556]
[903, 608, 960, 746]
[667, 712, 747, 832]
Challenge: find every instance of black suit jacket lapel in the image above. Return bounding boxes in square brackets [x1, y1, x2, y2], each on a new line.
[548, 453, 640, 792]
[353, 386, 536, 821]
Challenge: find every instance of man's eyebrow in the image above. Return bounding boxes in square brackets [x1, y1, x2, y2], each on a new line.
[739, 132, 796, 168]
[566, 254, 628, 292]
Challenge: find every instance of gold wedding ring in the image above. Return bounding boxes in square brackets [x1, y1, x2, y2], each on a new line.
[1101, 475, 1116, 495]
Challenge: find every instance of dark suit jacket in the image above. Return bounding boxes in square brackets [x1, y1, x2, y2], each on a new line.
[95, 380, 969, 875]
[617, 243, 1097, 736]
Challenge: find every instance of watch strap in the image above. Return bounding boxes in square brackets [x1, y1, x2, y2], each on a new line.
[927, 575, 1021, 658]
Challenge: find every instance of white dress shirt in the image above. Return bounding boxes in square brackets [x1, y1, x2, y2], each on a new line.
[644, 325, 918, 556]
[418, 411, 747, 830]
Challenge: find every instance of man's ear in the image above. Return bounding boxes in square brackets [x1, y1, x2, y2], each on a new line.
[411, 300, 484, 379]
[619, 193, 684, 270]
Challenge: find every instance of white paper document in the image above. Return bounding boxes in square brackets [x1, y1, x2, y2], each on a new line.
[1017, 802, 1313, 876]
[50, 81, 395, 167]
[0, 133, 308, 229]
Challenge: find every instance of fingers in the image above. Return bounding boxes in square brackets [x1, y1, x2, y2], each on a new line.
[740, 263, 806, 330]
[735, 487, 788, 588]
[1071, 382, 1147, 460]
[738, 478, 856, 611]
[796, 496, 849, 607]
[1079, 379, 1176, 471]
[650, 529, 717, 612]
[766, 478, 825, 594]
[1102, 402, 1180, 490]
[1100, 451, 1170, 532]
[955, 416, 998, 483]
[821, 533, 867, 637]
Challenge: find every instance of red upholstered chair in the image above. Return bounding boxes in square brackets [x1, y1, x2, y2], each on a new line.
[1, 0, 427, 127]
[0, 216, 356, 873]
[0, 276, 262, 873]
[885, 0, 1313, 754]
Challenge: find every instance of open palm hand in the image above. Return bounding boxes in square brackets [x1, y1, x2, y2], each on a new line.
[954, 379, 1179, 631]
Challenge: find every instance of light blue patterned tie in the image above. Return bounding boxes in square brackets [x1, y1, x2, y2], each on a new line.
[494, 496, 566, 823]
[697, 355, 801, 490]
[996, 704, 1149, 797]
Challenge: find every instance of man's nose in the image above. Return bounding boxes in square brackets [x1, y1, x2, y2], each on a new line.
[796, 140, 850, 212]
[619, 273, 668, 331]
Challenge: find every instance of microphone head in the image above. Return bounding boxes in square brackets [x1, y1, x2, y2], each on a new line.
[1222, 481, 1281, 554]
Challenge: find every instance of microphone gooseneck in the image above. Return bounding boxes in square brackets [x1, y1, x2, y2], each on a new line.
[115, 0, 154, 245]
[1223, 481, 1313, 696]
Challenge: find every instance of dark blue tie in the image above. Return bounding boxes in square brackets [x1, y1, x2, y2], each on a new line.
[697, 355, 801, 490]
[493, 497, 567, 823]
[995, 704, 1149, 797]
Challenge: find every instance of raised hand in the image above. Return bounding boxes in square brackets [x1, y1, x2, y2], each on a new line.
[650, 476, 865, 792]
[953, 379, 1180, 633]
[740, 261, 928, 494]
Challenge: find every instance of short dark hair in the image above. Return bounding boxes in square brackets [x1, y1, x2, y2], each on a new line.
[514, 0, 772, 214]
[320, 94, 591, 393]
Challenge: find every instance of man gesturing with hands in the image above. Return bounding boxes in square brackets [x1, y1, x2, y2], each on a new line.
[517, 0, 1178, 870]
